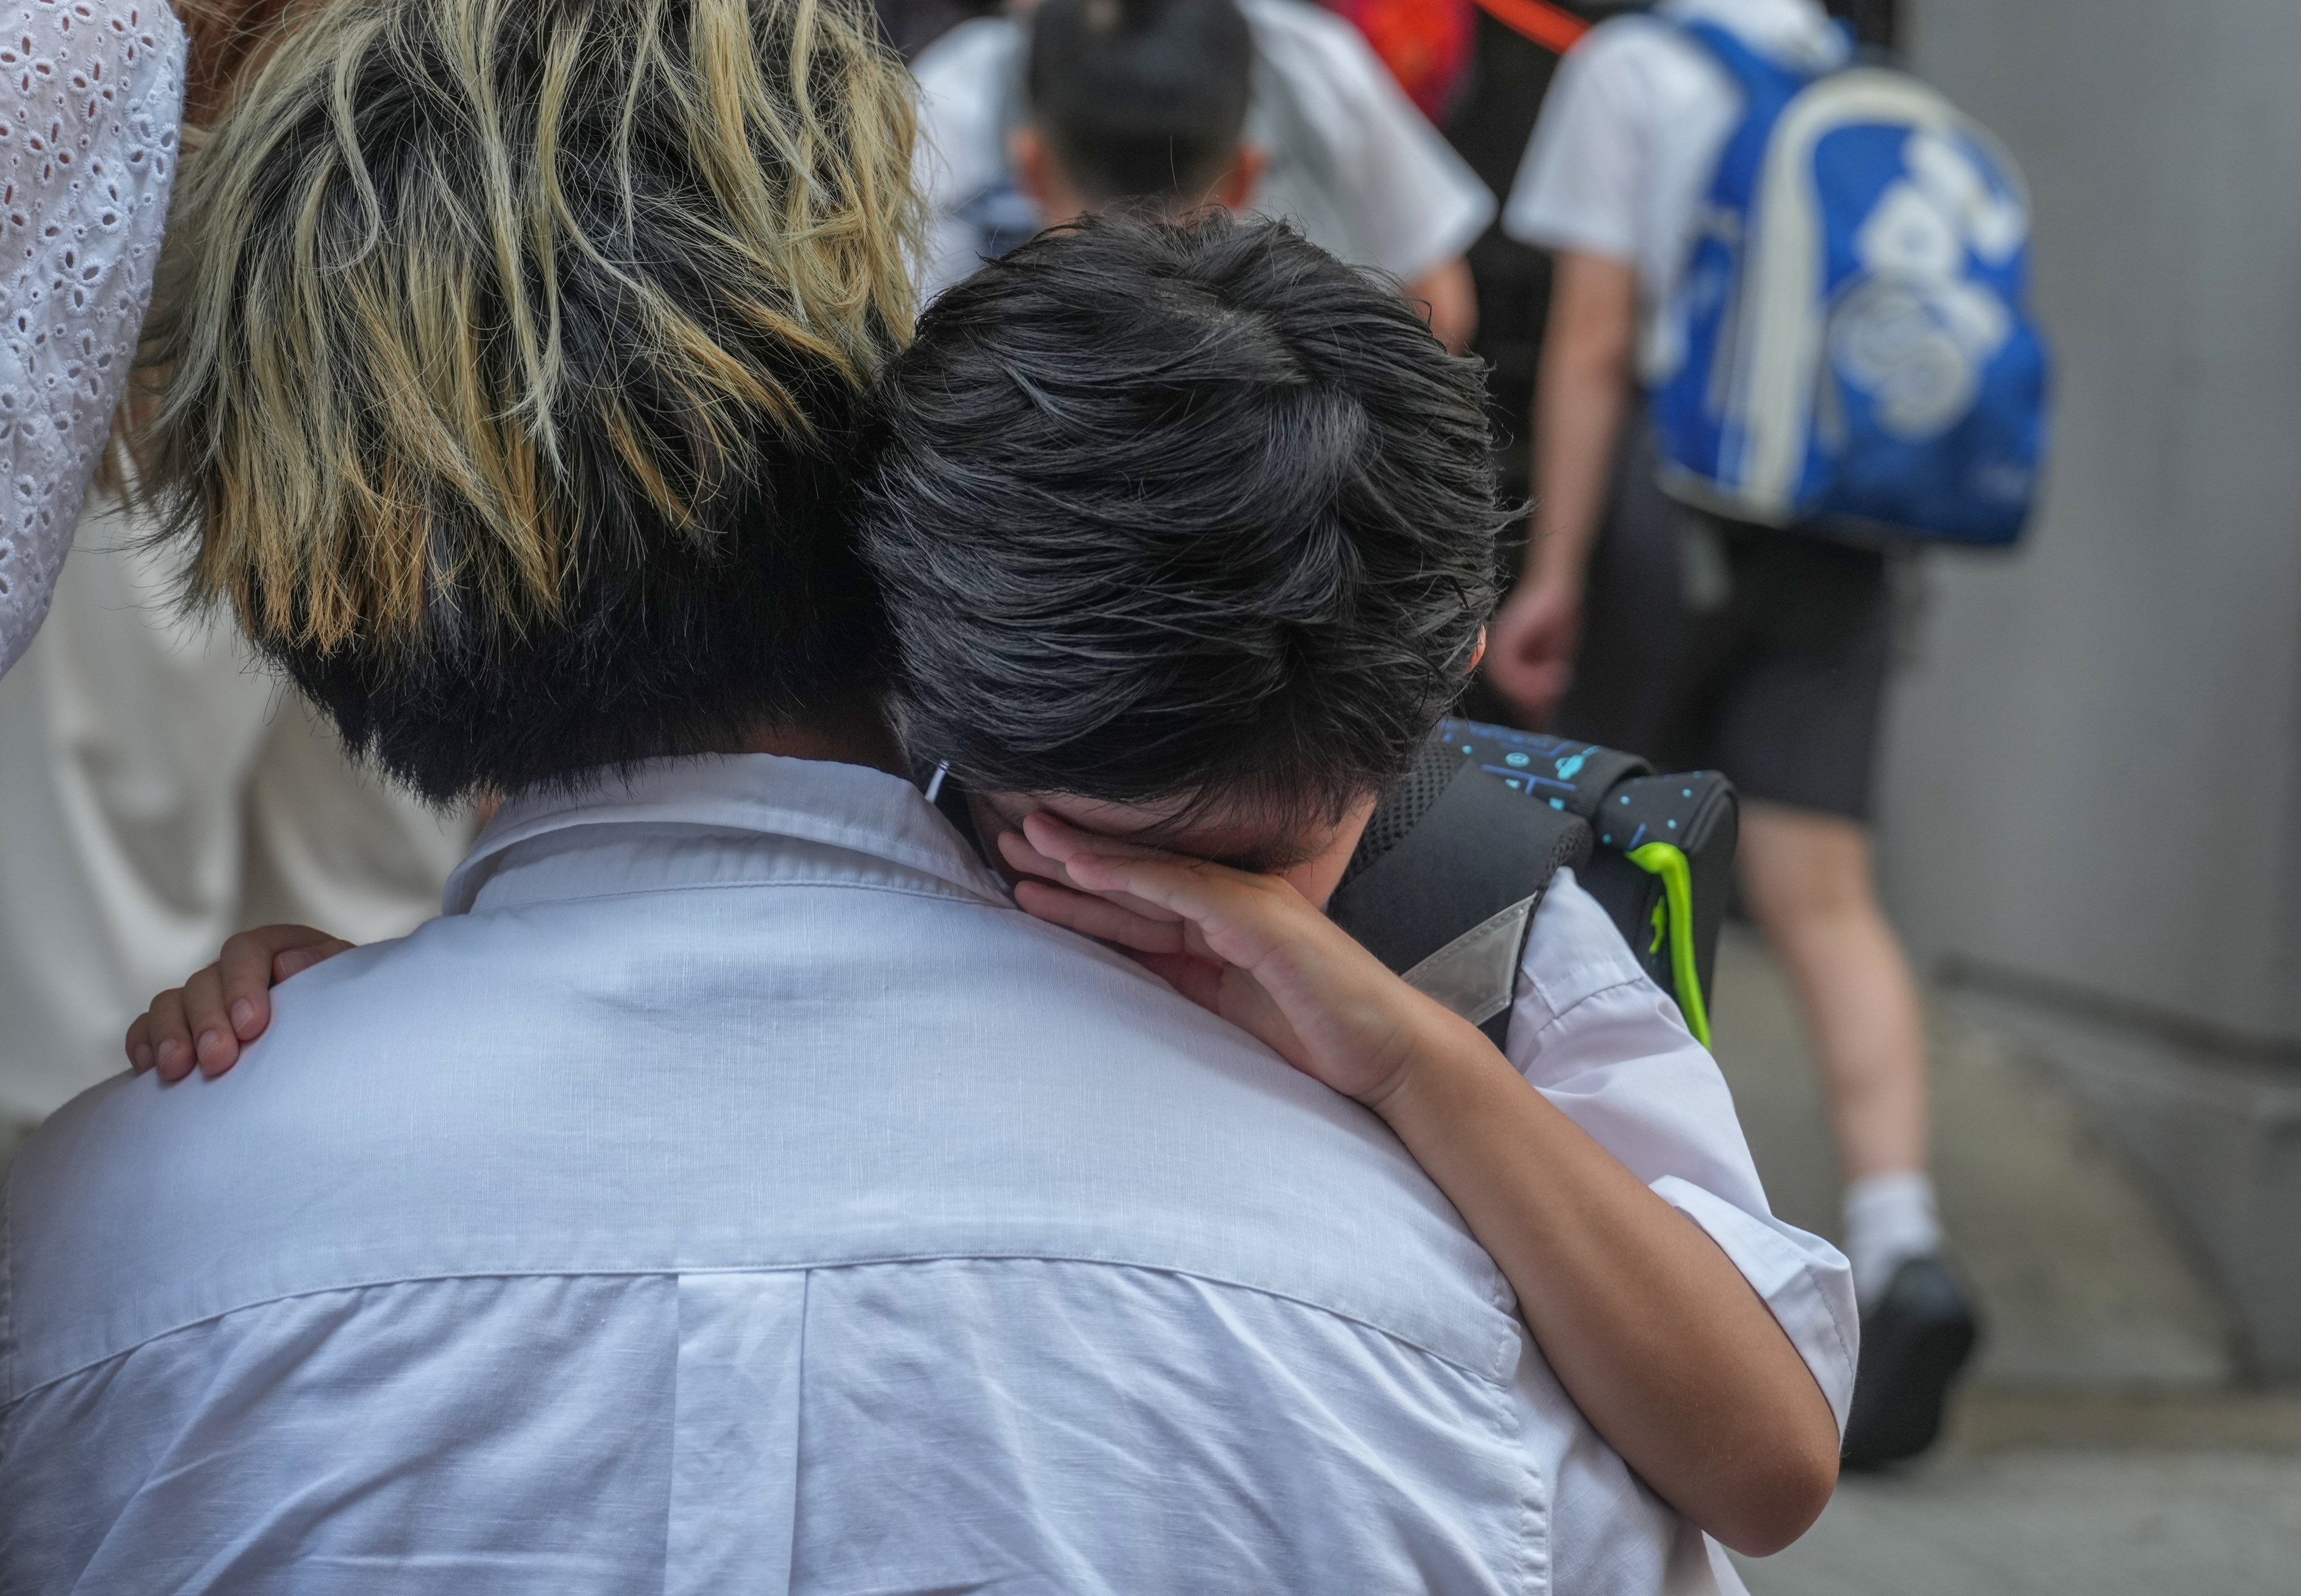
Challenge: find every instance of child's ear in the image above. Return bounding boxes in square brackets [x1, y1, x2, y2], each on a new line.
[1209, 144, 1268, 212]
[1467, 627, 1488, 674]
[1011, 125, 1086, 226]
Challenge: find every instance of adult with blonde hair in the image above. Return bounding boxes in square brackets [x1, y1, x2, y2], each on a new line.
[148, 0, 919, 800]
[0, 3, 1623, 1590]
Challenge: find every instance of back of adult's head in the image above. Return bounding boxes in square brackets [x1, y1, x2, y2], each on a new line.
[1025, 0, 1252, 207]
[148, 0, 920, 802]
[864, 213, 1504, 828]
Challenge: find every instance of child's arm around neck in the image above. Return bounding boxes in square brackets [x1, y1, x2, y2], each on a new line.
[1015, 810, 1841, 1559]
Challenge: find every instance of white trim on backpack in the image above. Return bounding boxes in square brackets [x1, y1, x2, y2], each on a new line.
[1724, 70, 2030, 519]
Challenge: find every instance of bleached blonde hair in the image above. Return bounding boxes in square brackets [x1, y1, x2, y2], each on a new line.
[152, 0, 917, 655]
[143, 0, 923, 797]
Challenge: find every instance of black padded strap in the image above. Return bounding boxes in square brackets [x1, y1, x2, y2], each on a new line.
[1434, 718, 1653, 819]
[1331, 755, 1592, 992]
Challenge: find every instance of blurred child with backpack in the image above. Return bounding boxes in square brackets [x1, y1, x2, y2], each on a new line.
[1484, 0, 2048, 1466]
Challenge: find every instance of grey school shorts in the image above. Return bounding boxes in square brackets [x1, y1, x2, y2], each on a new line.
[1551, 423, 1898, 825]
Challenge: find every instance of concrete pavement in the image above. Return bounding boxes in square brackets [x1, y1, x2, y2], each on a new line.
[1707, 928, 2301, 1594]
[1736, 1447, 2301, 1596]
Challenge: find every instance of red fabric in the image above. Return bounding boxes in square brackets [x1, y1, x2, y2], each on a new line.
[1471, 0, 1591, 54]
[1320, 0, 1477, 121]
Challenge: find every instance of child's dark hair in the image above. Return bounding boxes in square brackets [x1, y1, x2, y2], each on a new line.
[1026, 0, 1252, 205]
[864, 213, 1506, 827]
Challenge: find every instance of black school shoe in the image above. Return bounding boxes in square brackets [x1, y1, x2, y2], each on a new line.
[1841, 1255, 1981, 1470]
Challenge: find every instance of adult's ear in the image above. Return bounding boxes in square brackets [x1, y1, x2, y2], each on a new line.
[1468, 625, 1488, 675]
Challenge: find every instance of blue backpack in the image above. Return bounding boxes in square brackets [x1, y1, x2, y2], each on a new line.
[1649, 20, 2050, 546]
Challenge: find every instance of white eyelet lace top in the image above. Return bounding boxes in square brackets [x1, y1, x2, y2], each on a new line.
[0, 0, 183, 678]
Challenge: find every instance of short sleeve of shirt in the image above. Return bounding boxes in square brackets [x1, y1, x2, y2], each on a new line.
[1504, 872, 1859, 1433]
[1499, 27, 1654, 263]
[1254, 1, 1495, 282]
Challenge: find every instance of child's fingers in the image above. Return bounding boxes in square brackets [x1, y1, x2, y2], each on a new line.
[124, 1009, 156, 1074]
[1021, 812, 1267, 914]
[993, 824, 1070, 886]
[1020, 811, 1243, 924]
[180, 964, 244, 1078]
[1013, 878, 1191, 955]
[1055, 846, 1389, 1037]
[997, 828, 1179, 925]
[1013, 879, 1237, 1021]
[1053, 848, 1282, 960]
[124, 926, 350, 1082]
[217, 924, 345, 1043]
[1020, 809, 1193, 869]
[144, 986, 198, 1083]
[274, 940, 353, 981]
[1018, 810, 1383, 1078]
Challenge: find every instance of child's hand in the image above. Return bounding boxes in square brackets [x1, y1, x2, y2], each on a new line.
[125, 924, 355, 1082]
[1015, 813, 1841, 1554]
[1007, 812, 1468, 1107]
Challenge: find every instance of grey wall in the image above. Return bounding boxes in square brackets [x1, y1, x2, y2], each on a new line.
[1878, 0, 2301, 1370]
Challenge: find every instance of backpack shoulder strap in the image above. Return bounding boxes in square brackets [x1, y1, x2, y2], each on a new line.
[1577, 768, 1737, 1046]
[1337, 720, 1738, 1050]
[1669, 16, 1833, 212]
[1331, 736, 1593, 1045]
[1433, 718, 1653, 816]
[1671, 15, 1829, 92]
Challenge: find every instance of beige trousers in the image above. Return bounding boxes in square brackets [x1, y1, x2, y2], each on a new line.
[0, 491, 475, 1126]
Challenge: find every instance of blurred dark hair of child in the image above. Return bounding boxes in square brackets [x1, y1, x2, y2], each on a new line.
[1014, 0, 1265, 224]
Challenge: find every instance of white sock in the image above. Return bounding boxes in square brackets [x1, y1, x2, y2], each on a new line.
[1842, 1171, 1943, 1309]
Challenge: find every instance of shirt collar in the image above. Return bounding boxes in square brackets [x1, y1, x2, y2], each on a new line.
[442, 753, 1010, 916]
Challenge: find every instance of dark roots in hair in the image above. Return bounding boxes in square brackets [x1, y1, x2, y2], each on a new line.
[148, 0, 921, 802]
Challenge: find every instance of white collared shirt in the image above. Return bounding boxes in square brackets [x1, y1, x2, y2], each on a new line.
[2, 755, 1850, 1594]
[911, 0, 1496, 300]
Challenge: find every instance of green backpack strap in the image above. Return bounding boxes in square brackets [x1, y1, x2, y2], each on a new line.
[1581, 770, 1739, 1048]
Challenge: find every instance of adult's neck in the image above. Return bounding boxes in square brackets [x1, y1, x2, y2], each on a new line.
[470, 705, 908, 828]
[735, 702, 907, 777]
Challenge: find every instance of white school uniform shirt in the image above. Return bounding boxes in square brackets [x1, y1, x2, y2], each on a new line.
[1, 753, 1851, 1594]
[911, 0, 1495, 300]
[1501, 0, 1848, 375]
